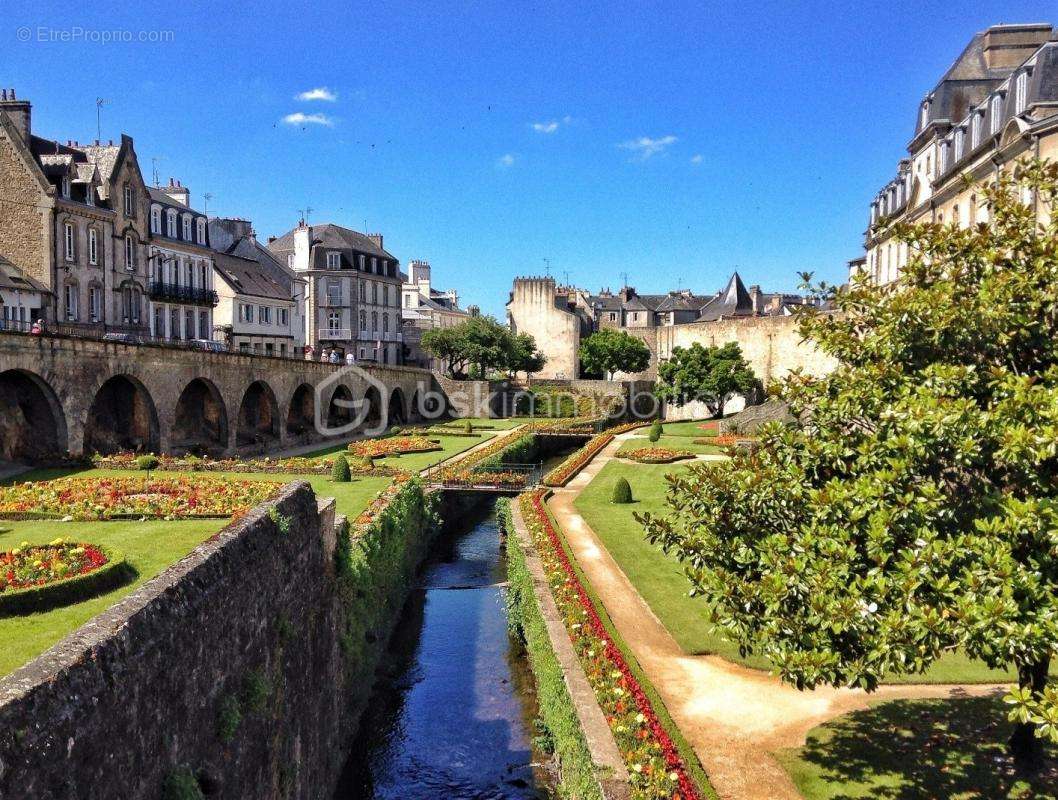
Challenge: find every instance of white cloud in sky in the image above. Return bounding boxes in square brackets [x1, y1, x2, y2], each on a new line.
[531, 115, 573, 134]
[619, 135, 678, 160]
[282, 112, 334, 127]
[497, 153, 517, 168]
[296, 87, 337, 102]
[690, 153, 703, 164]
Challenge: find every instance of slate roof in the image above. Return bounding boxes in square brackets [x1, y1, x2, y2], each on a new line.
[210, 219, 296, 302]
[268, 223, 396, 262]
[697, 272, 755, 321]
[0, 255, 48, 294]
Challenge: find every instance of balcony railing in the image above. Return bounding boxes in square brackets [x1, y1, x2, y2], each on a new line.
[147, 281, 219, 307]
[318, 328, 353, 340]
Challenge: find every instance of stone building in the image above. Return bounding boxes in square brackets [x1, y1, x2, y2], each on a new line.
[0, 255, 47, 329]
[401, 259, 470, 369]
[0, 90, 150, 332]
[268, 221, 403, 364]
[210, 217, 305, 357]
[147, 179, 217, 341]
[860, 23, 1058, 284]
[507, 273, 811, 379]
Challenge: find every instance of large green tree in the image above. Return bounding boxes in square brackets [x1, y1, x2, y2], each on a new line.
[640, 161, 1058, 768]
[655, 341, 759, 418]
[422, 316, 545, 379]
[578, 328, 651, 380]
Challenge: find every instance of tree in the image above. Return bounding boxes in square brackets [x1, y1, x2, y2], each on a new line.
[422, 315, 529, 379]
[640, 161, 1058, 769]
[421, 326, 470, 378]
[654, 341, 758, 418]
[578, 329, 651, 380]
[503, 332, 547, 378]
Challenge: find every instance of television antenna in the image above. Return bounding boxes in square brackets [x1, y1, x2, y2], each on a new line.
[621, 271, 629, 288]
[150, 156, 164, 187]
[95, 98, 109, 140]
[543, 257, 551, 277]
[204, 193, 213, 214]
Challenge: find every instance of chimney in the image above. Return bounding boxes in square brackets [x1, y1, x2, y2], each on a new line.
[0, 90, 32, 144]
[163, 177, 190, 207]
[982, 24, 1052, 70]
[367, 233, 383, 250]
[749, 285, 761, 314]
[292, 221, 313, 271]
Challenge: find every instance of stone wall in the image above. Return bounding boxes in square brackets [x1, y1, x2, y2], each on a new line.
[0, 481, 436, 799]
[508, 278, 582, 379]
[0, 111, 52, 292]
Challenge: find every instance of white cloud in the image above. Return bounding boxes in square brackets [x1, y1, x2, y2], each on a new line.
[282, 112, 334, 127]
[690, 153, 703, 164]
[619, 135, 678, 160]
[296, 87, 337, 102]
[497, 153, 516, 168]
[531, 116, 573, 134]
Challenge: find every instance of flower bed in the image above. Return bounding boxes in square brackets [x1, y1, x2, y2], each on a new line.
[437, 428, 531, 475]
[0, 539, 130, 615]
[0, 477, 281, 521]
[543, 422, 647, 487]
[423, 428, 482, 438]
[621, 448, 697, 464]
[695, 421, 719, 435]
[438, 469, 529, 489]
[91, 452, 399, 477]
[349, 436, 442, 459]
[520, 491, 701, 799]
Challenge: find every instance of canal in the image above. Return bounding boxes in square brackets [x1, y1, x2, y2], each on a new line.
[334, 497, 554, 800]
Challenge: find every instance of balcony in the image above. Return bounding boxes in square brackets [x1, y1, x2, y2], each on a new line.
[319, 328, 353, 340]
[148, 281, 219, 307]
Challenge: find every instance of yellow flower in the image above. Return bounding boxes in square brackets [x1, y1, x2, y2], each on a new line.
[632, 764, 643, 774]
[669, 772, 679, 782]
[635, 713, 645, 724]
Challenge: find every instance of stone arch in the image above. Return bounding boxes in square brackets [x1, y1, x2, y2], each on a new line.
[388, 388, 407, 425]
[327, 384, 355, 430]
[172, 378, 229, 455]
[237, 380, 280, 447]
[84, 374, 161, 455]
[0, 369, 68, 463]
[286, 383, 315, 437]
[363, 385, 382, 428]
[409, 389, 423, 422]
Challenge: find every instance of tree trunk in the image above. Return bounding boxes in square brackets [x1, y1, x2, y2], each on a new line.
[1010, 657, 1050, 770]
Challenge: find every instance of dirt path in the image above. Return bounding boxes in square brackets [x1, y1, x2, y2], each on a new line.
[547, 431, 1003, 800]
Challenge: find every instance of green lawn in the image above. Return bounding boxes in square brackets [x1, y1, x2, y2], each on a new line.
[617, 433, 725, 456]
[777, 695, 1058, 799]
[0, 518, 221, 677]
[648, 420, 721, 438]
[575, 458, 1021, 683]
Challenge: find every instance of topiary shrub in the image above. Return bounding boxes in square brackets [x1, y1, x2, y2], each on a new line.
[331, 455, 351, 483]
[135, 454, 160, 472]
[611, 477, 633, 504]
[464, 419, 474, 434]
[648, 420, 663, 443]
[390, 425, 403, 435]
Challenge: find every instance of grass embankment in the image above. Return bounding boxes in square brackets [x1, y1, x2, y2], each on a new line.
[615, 435, 724, 457]
[575, 457, 1020, 683]
[0, 467, 393, 676]
[777, 695, 1058, 799]
[501, 499, 604, 800]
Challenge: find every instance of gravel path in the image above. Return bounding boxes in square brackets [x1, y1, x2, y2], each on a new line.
[547, 430, 1003, 800]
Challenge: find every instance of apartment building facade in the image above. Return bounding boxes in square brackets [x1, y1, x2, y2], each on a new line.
[860, 23, 1058, 284]
[401, 259, 470, 368]
[268, 221, 402, 364]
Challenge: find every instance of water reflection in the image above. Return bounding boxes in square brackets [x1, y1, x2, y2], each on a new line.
[334, 501, 552, 800]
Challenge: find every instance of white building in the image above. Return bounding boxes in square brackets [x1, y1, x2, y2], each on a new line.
[401, 259, 470, 369]
[0, 255, 47, 330]
[147, 180, 216, 341]
[210, 218, 305, 357]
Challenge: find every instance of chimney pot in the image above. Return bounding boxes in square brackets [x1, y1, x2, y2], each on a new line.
[1, 90, 6, 101]
[9, 90, 14, 100]
[108, 139, 113, 146]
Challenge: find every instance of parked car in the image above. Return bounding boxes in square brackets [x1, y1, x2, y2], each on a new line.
[189, 339, 227, 353]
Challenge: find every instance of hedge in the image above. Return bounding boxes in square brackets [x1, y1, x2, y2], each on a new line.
[499, 499, 604, 800]
[0, 546, 132, 616]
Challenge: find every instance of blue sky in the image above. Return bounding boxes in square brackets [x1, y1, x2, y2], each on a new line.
[6, 1, 1055, 317]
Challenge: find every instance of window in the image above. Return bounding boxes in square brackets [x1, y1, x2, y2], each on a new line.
[64, 284, 78, 320]
[199, 263, 208, 290]
[382, 312, 389, 333]
[358, 254, 365, 271]
[182, 215, 192, 241]
[990, 94, 1003, 135]
[89, 286, 102, 322]
[327, 252, 341, 269]
[372, 283, 378, 304]
[371, 257, 378, 274]
[124, 185, 134, 217]
[85, 186, 94, 207]
[61, 176, 70, 198]
[240, 303, 253, 323]
[185, 310, 195, 340]
[265, 343, 274, 356]
[359, 280, 366, 302]
[154, 306, 165, 338]
[278, 308, 288, 326]
[121, 287, 141, 323]
[954, 128, 965, 162]
[63, 223, 75, 261]
[1015, 71, 1028, 115]
[199, 311, 209, 340]
[240, 342, 250, 353]
[971, 113, 982, 149]
[919, 101, 930, 129]
[151, 206, 161, 234]
[196, 218, 206, 245]
[288, 254, 295, 268]
[359, 310, 367, 331]
[328, 311, 340, 331]
[327, 280, 342, 306]
[170, 308, 180, 340]
[371, 311, 378, 332]
[259, 306, 272, 324]
[166, 209, 177, 238]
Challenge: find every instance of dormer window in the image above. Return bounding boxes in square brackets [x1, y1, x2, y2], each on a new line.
[182, 215, 192, 241]
[196, 218, 206, 245]
[971, 112, 982, 149]
[61, 176, 71, 198]
[919, 101, 929, 130]
[287, 254, 295, 268]
[1015, 71, 1028, 114]
[150, 205, 161, 234]
[989, 94, 1003, 135]
[85, 186, 94, 207]
[954, 128, 964, 162]
[166, 209, 177, 238]
[371, 257, 378, 274]
[327, 252, 341, 269]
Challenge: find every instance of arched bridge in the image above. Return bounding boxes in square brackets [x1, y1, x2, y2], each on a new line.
[0, 333, 446, 462]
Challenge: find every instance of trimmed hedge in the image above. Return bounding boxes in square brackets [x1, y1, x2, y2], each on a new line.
[0, 546, 132, 616]
[611, 477, 633, 504]
[500, 499, 604, 800]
